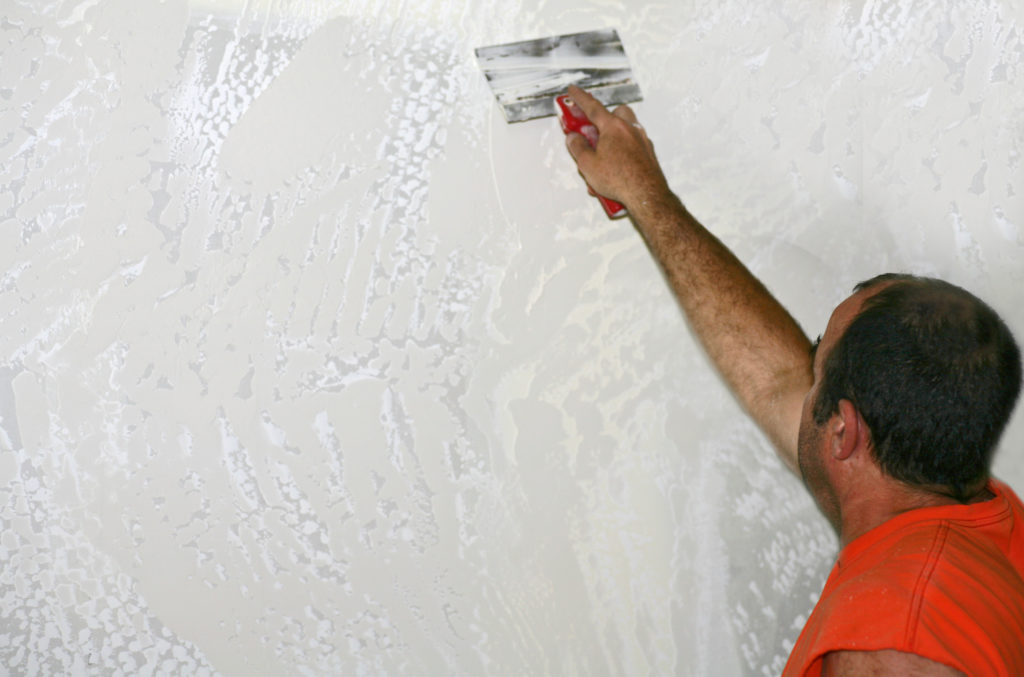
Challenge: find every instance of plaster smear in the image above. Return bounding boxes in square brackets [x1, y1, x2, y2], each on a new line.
[2, 1, 1024, 676]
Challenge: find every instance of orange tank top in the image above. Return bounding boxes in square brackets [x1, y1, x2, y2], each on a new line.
[783, 478, 1024, 676]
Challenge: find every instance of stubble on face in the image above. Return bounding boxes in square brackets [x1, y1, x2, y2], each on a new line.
[795, 290, 873, 529]
[797, 388, 836, 522]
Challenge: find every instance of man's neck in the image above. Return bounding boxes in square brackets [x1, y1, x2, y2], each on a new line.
[837, 477, 993, 548]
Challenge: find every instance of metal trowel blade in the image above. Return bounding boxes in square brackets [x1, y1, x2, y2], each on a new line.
[474, 28, 643, 123]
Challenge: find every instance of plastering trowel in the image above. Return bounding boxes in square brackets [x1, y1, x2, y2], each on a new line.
[475, 28, 643, 218]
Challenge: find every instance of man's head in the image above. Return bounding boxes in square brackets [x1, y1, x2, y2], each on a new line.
[809, 274, 1022, 501]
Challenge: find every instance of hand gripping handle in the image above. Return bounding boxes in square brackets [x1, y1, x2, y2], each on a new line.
[555, 95, 627, 219]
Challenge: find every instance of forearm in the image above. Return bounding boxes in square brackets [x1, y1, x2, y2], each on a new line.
[564, 85, 812, 468]
[628, 191, 811, 470]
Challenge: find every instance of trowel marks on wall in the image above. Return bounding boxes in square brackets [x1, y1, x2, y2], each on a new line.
[4, 0, 642, 673]
[0, 5, 721, 675]
[0, 5, 485, 676]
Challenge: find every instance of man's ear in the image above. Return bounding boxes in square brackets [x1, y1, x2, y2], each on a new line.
[831, 399, 863, 461]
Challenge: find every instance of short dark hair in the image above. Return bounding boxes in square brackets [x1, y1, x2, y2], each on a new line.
[812, 273, 1022, 500]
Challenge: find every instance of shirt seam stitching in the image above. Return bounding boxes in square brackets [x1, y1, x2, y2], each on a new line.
[904, 521, 950, 646]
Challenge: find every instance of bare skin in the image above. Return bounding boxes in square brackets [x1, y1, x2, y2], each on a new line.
[563, 84, 972, 675]
[565, 85, 812, 472]
[822, 649, 964, 676]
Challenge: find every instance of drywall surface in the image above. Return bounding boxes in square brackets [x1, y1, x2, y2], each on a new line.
[2, 0, 1022, 674]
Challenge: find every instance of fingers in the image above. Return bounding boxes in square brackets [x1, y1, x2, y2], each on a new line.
[611, 104, 638, 126]
[563, 85, 667, 207]
[568, 84, 637, 132]
[564, 133, 599, 195]
[564, 131, 593, 161]
[566, 85, 605, 121]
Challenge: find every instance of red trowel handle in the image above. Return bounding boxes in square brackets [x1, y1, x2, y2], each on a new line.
[555, 94, 627, 219]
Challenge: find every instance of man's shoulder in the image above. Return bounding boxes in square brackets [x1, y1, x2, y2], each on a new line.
[844, 480, 1024, 576]
[829, 492, 1024, 616]
[785, 487, 1024, 676]
[821, 649, 966, 677]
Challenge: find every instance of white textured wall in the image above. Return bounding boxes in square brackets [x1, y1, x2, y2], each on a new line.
[2, 1, 1022, 675]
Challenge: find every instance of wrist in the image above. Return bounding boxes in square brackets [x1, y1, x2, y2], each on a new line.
[626, 185, 684, 223]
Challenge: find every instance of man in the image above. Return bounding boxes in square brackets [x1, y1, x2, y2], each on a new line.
[562, 85, 1024, 675]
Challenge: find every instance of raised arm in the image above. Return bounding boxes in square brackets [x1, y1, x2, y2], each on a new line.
[564, 85, 812, 471]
